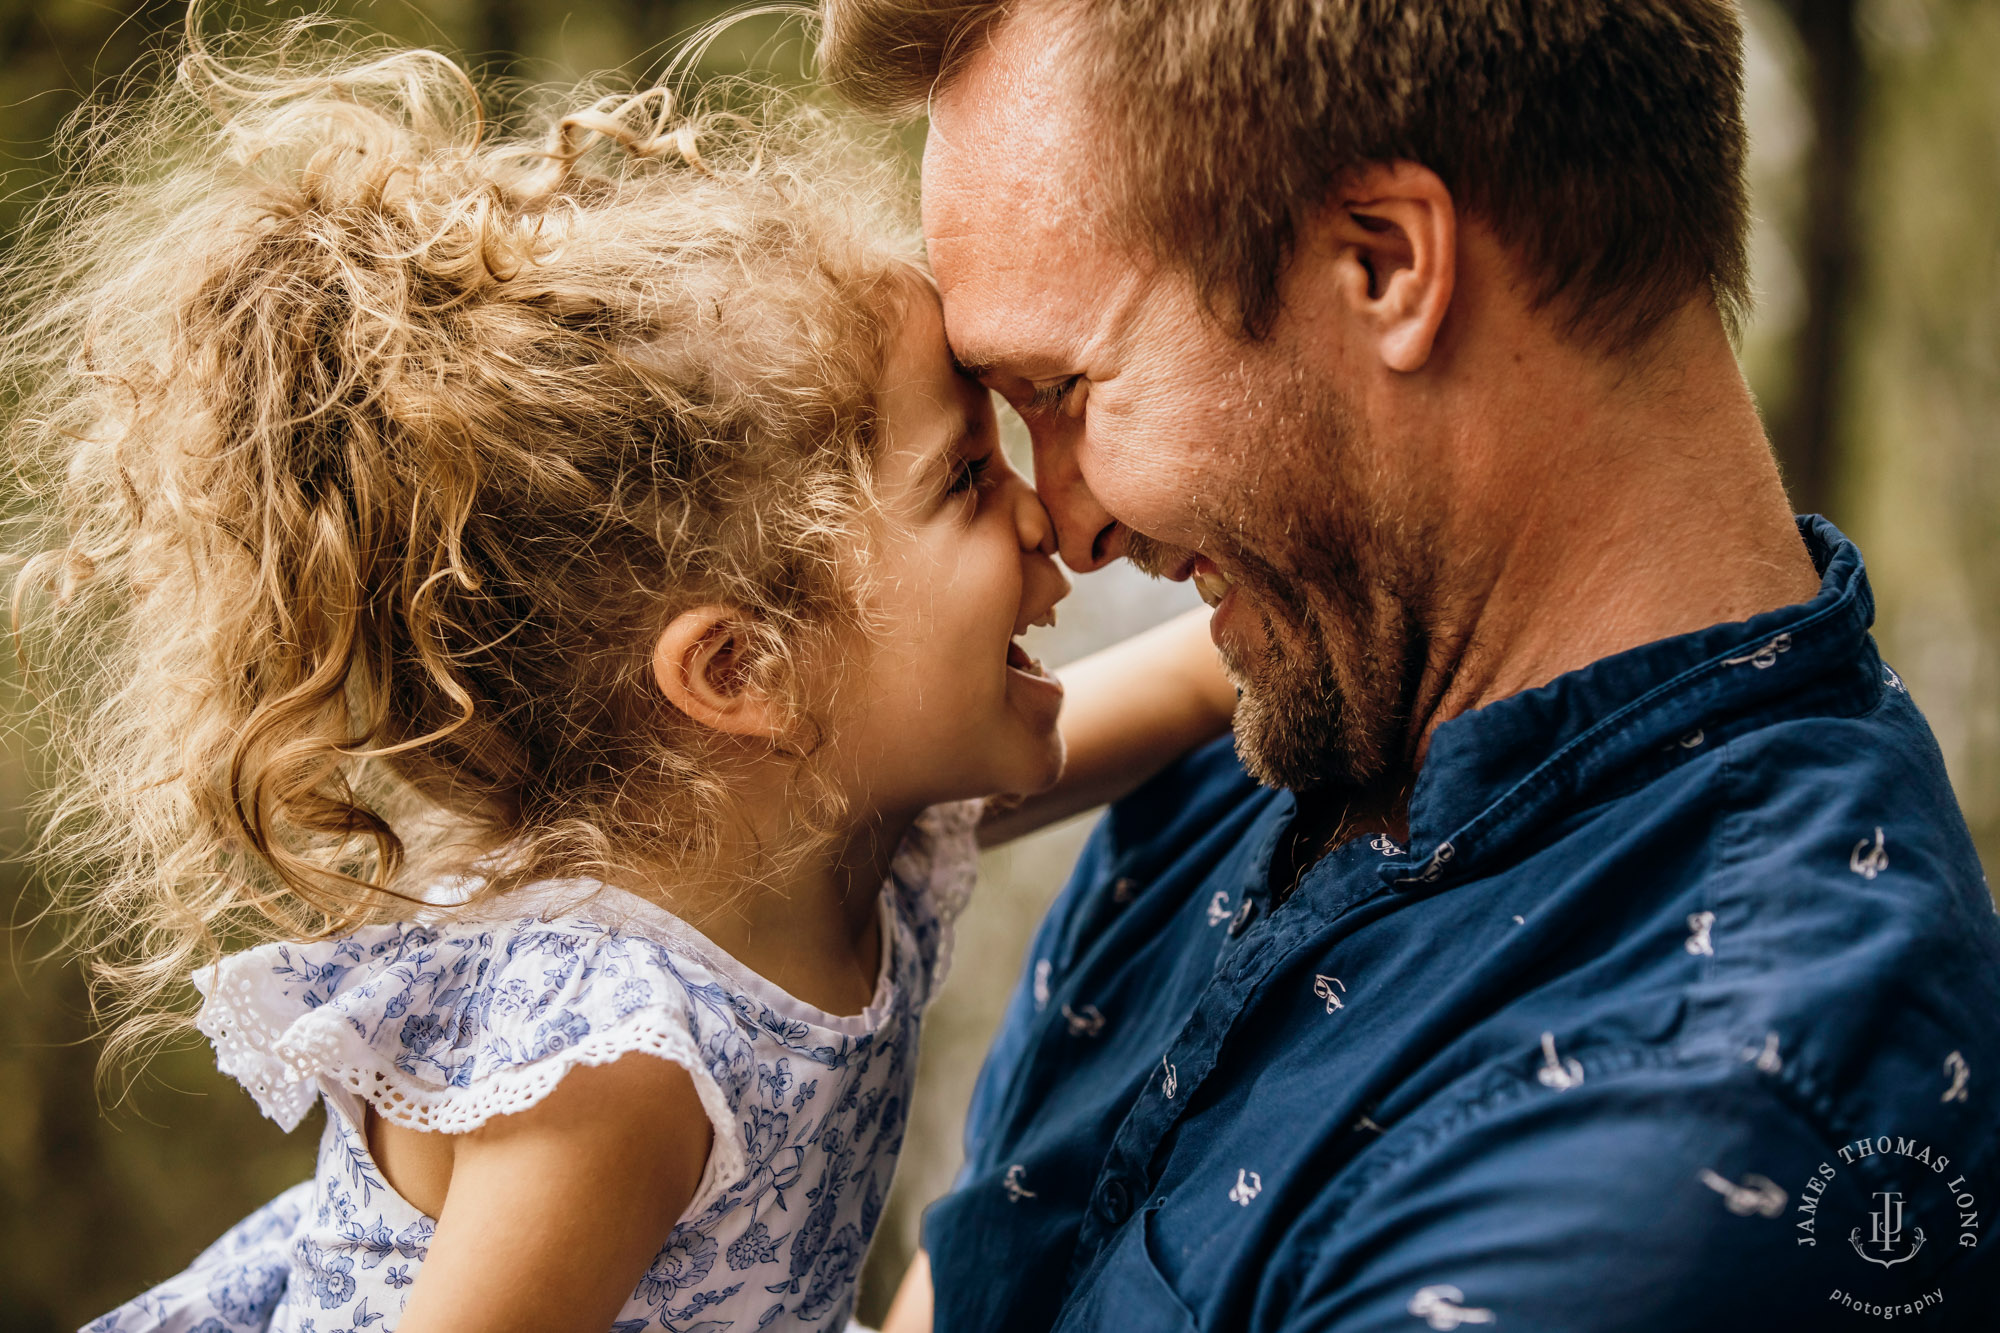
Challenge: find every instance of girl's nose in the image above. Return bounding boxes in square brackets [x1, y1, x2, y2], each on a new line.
[1014, 476, 1059, 558]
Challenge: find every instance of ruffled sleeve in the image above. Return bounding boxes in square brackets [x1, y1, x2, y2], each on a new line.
[885, 799, 983, 1007]
[192, 906, 746, 1188]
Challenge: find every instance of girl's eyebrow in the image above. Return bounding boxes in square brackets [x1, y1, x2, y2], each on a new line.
[913, 416, 979, 492]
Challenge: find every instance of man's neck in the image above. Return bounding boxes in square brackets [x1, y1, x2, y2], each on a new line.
[1407, 300, 1822, 763]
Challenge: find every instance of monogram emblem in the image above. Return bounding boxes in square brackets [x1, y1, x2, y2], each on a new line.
[1227, 1169, 1262, 1206]
[1851, 1191, 1926, 1267]
[1313, 974, 1346, 1013]
[1002, 1164, 1037, 1202]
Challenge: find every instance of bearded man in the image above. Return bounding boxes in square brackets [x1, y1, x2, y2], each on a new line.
[819, 3, 2000, 1330]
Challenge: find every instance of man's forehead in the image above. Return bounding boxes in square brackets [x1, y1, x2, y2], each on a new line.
[922, 10, 1108, 262]
[926, 3, 1090, 175]
[922, 33, 1124, 370]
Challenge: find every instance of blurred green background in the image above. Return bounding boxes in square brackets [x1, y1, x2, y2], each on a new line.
[0, 1, 1994, 1327]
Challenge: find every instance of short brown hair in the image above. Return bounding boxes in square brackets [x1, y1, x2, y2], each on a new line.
[819, 0, 1751, 348]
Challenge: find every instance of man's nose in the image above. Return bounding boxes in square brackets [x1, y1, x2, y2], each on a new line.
[1031, 430, 1127, 573]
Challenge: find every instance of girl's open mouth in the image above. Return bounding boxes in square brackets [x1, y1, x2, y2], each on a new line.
[1007, 638, 1051, 679]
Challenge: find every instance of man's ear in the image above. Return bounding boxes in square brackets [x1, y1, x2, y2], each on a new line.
[653, 606, 786, 740]
[1310, 161, 1456, 373]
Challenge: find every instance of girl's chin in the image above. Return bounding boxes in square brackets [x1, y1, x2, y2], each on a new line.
[976, 733, 1067, 807]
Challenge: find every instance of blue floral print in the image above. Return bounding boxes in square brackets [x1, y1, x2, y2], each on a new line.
[80, 802, 978, 1333]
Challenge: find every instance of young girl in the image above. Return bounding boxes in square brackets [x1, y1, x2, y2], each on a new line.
[7, 19, 1234, 1333]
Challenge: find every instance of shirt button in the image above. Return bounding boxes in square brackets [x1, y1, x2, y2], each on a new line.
[1111, 876, 1138, 904]
[1099, 1178, 1132, 1224]
[1227, 897, 1258, 936]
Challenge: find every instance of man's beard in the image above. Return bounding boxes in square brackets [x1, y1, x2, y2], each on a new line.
[1126, 392, 1435, 799]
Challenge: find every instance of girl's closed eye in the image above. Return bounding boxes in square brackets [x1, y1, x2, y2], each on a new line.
[946, 451, 992, 498]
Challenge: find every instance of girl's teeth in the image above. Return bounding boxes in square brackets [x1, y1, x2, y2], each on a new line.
[1193, 567, 1233, 608]
[1006, 639, 1044, 676]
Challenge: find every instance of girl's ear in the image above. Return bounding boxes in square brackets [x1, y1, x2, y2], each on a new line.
[653, 606, 787, 740]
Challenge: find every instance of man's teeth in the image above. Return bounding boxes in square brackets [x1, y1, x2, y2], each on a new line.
[1193, 566, 1233, 608]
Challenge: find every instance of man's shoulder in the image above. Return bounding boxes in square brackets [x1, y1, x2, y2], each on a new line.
[1694, 688, 1996, 977]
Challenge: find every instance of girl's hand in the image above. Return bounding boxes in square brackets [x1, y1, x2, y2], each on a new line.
[392, 1053, 713, 1332]
[981, 607, 1235, 844]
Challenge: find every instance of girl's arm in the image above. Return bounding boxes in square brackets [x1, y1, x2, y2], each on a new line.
[981, 607, 1236, 846]
[392, 1053, 712, 1333]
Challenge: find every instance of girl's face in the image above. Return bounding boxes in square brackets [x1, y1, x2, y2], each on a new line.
[828, 286, 1072, 821]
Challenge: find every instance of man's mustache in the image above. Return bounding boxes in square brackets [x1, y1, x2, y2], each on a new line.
[1124, 528, 1195, 581]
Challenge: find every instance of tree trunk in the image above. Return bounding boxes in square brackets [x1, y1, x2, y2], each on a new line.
[1769, 0, 1864, 523]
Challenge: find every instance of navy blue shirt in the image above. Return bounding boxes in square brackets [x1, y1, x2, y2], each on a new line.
[927, 519, 2000, 1332]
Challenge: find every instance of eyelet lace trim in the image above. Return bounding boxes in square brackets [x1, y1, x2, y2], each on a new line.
[899, 800, 981, 1000]
[191, 798, 978, 1200]
[194, 964, 748, 1194]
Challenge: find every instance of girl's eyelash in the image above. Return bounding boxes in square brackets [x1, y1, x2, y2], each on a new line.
[947, 453, 991, 496]
[1026, 375, 1082, 415]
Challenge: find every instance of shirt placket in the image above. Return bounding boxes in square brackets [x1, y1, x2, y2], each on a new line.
[1063, 836, 1383, 1277]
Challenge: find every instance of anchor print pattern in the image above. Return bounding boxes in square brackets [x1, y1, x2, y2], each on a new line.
[1407, 1284, 1497, 1330]
[1535, 1033, 1584, 1091]
[1723, 632, 1792, 670]
[1850, 828, 1889, 880]
[1698, 1169, 1787, 1218]
[1743, 1033, 1783, 1074]
[1944, 1051, 1970, 1103]
[1062, 1003, 1106, 1038]
[1684, 911, 1716, 957]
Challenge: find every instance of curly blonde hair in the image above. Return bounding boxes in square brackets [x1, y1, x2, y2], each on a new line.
[5, 14, 920, 1068]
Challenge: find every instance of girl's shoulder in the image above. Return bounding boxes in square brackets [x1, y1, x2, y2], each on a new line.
[194, 799, 983, 1138]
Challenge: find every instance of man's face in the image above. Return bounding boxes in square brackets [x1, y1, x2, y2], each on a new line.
[924, 22, 1438, 796]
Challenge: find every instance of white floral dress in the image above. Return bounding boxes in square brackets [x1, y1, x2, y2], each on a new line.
[84, 802, 980, 1333]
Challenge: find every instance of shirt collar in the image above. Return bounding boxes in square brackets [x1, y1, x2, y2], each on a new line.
[1384, 515, 1884, 889]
